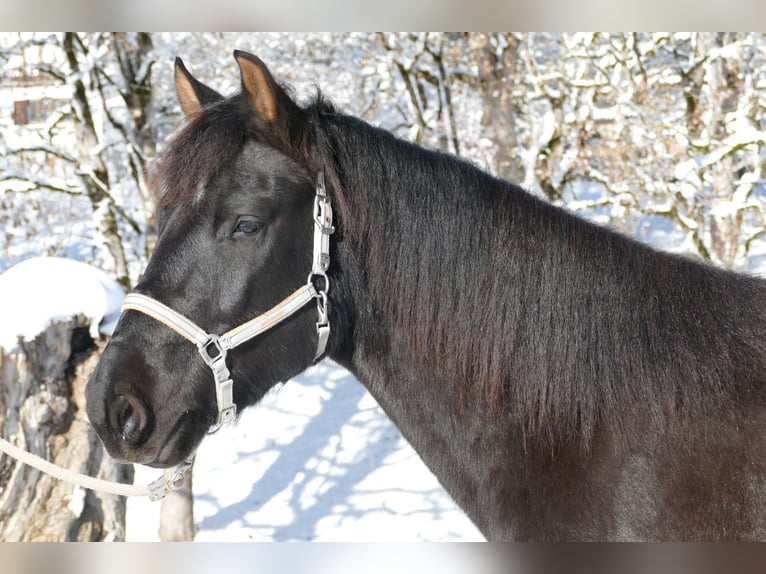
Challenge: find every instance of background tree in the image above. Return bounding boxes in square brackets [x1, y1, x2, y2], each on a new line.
[1, 32, 158, 288]
[0, 32, 166, 541]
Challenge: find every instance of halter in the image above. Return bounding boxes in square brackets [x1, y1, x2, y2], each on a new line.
[120, 172, 334, 429]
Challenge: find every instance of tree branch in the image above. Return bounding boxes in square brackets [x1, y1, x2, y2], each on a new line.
[1, 174, 83, 196]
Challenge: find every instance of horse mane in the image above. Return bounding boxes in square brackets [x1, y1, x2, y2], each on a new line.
[313, 107, 766, 450]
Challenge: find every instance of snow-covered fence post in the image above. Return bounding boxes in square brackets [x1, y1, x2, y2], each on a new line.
[0, 316, 131, 540]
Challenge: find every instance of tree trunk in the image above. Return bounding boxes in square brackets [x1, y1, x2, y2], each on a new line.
[158, 462, 195, 541]
[62, 32, 131, 290]
[0, 316, 131, 541]
[468, 33, 526, 185]
[707, 33, 745, 267]
[111, 32, 159, 256]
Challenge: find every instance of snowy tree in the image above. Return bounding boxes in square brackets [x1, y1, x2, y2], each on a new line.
[5, 32, 765, 277]
[1, 32, 158, 287]
[0, 32, 161, 541]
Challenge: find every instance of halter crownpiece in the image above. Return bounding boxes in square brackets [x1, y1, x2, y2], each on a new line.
[120, 171, 334, 429]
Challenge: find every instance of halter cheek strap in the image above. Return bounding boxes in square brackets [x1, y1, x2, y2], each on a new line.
[120, 172, 334, 429]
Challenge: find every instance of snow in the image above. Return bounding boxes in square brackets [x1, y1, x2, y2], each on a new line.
[0, 257, 125, 351]
[127, 360, 483, 541]
[673, 159, 702, 203]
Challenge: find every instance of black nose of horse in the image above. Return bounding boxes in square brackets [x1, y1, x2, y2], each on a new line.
[109, 393, 151, 445]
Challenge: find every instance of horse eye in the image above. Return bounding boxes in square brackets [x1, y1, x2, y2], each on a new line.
[233, 216, 261, 236]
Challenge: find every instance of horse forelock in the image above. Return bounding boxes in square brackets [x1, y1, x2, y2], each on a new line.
[154, 91, 339, 212]
[153, 100, 250, 210]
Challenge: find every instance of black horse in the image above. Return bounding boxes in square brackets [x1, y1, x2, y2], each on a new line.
[86, 50, 766, 541]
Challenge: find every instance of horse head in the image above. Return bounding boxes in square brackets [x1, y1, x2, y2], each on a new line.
[86, 52, 331, 467]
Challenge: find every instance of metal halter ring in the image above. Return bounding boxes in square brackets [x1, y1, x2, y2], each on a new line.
[309, 271, 331, 296]
[198, 334, 226, 366]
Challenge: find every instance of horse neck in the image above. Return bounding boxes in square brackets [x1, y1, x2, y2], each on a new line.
[322, 111, 766, 443]
[317, 112, 766, 540]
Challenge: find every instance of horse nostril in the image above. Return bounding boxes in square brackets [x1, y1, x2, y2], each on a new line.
[112, 394, 149, 445]
[119, 402, 135, 438]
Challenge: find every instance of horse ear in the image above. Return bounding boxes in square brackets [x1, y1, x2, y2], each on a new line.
[174, 57, 223, 118]
[233, 50, 291, 125]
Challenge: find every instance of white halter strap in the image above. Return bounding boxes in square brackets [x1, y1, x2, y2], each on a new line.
[120, 172, 334, 429]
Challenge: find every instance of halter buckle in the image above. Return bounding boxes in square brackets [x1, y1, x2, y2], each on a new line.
[197, 335, 237, 426]
[313, 171, 334, 275]
[313, 289, 330, 361]
[147, 456, 194, 501]
[198, 335, 226, 367]
[216, 400, 237, 425]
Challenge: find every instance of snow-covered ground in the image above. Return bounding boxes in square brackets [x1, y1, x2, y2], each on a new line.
[128, 359, 483, 542]
[128, 361, 484, 541]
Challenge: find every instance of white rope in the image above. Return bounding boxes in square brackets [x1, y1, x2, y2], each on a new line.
[0, 435, 162, 499]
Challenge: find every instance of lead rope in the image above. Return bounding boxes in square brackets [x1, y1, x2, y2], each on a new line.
[0, 436, 190, 500]
[0, 172, 334, 502]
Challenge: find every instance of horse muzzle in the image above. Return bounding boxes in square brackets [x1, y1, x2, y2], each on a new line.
[85, 346, 206, 468]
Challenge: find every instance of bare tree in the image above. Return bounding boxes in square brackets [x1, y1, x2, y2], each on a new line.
[502, 33, 766, 268]
[1, 33, 158, 287]
[1, 32, 197, 541]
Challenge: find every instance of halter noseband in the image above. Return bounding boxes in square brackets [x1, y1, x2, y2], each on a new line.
[120, 172, 334, 429]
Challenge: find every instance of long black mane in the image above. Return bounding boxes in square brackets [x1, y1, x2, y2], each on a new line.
[313, 104, 766, 450]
